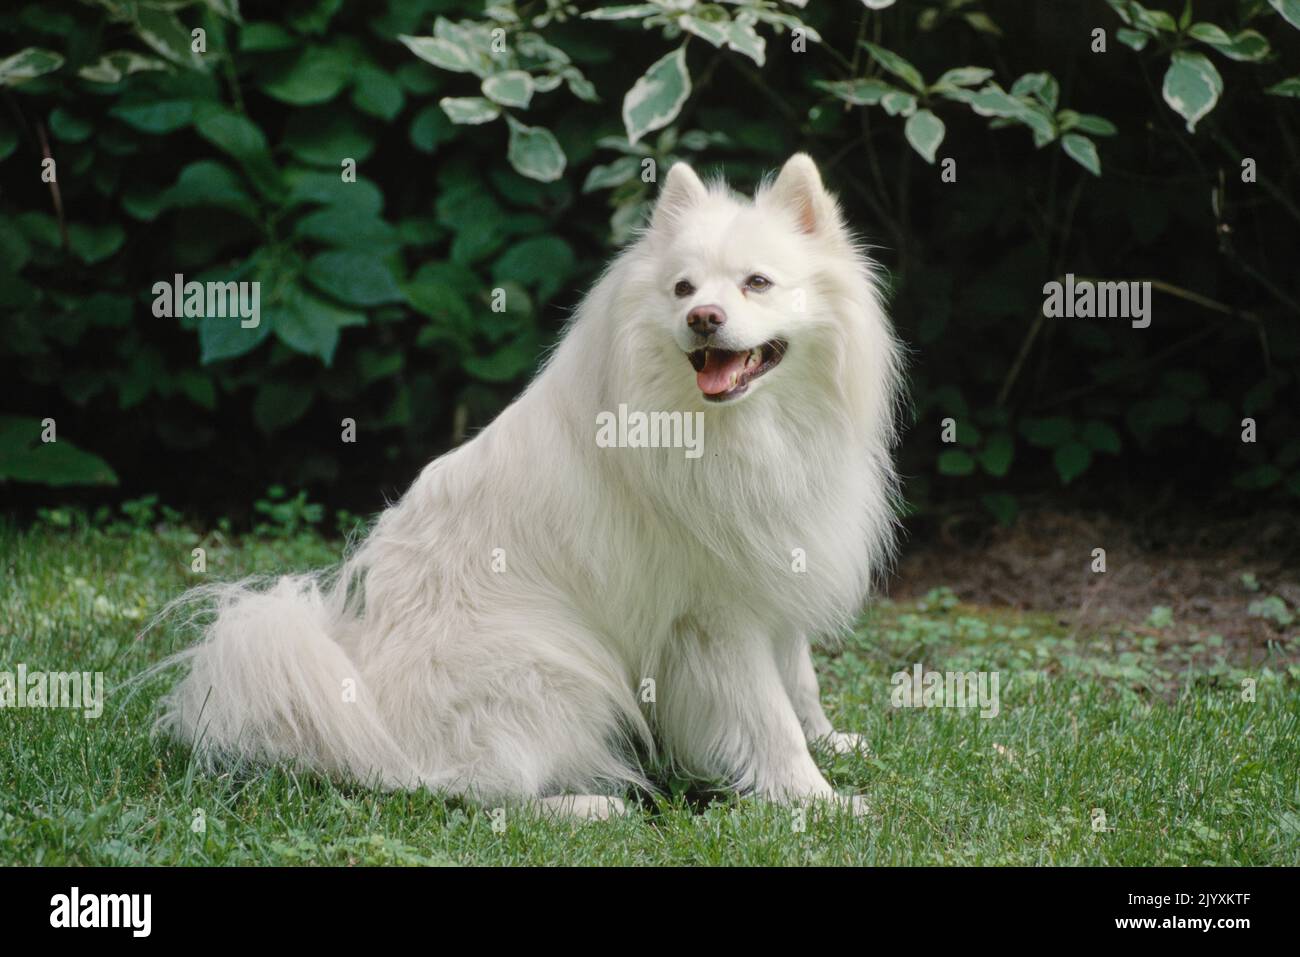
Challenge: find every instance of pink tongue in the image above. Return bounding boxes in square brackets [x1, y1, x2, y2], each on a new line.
[696, 350, 749, 395]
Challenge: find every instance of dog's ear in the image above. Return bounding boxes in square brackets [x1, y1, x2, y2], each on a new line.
[765, 153, 832, 234]
[652, 162, 708, 232]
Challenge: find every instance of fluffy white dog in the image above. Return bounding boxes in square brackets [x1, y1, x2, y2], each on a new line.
[158, 153, 903, 819]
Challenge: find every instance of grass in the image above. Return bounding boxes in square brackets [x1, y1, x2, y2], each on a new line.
[1, 508, 1298, 866]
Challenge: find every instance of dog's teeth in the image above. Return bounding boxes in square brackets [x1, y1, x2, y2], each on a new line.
[728, 371, 739, 388]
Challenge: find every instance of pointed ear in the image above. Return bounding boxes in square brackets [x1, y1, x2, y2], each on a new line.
[652, 162, 708, 232]
[765, 153, 832, 234]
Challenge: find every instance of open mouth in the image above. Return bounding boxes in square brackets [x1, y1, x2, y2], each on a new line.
[687, 339, 787, 402]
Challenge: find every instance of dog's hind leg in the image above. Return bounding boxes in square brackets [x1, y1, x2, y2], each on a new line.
[383, 609, 651, 810]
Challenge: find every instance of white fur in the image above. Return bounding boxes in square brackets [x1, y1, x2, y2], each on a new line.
[155, 154, 903, 814]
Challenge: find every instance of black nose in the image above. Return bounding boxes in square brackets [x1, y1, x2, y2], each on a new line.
[687, 304, 726, 335]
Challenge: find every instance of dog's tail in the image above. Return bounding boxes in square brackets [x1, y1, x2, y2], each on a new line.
[148, 574, 418, 788]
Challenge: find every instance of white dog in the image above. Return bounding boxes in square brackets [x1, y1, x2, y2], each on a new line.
[158, 153, 903, 819]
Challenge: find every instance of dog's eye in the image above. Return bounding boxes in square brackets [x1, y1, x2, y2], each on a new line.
[673, 280, 695, 298]
[744, 274, 773, 292]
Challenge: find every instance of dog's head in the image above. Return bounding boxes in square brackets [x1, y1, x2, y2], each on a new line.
[629, 153, 871, 407]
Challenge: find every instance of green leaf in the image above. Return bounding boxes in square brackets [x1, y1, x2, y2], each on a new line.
[271, 285, 366, 366]
[1116, 27, 1150, 50]
[1061, 133, 1101, 175]
[1270, 0, 1300, 30]
[197, 311, 271, 364]
[411, 103, 456, 151]
[1268, 77, 1300, 97]
[680, 14, 730, 48]
[933, 67, 994, 90]
[306, 251, 405, 306]
[726, 21, 766, 66]
[1053, 441, 1092, 484]
[815, 78, 892, 106]
[0, 47, 64, 86]
[1194, 26, 1270, 61]
[964, 84, 1029, 118]
[584, 6, 662, 21]
[1187, 22, 1230, 45]
[583, 156, 641, 192]
[881, 89, 918, 116]
[462, 337, 538, 383]
[262, 46, 351, 105]
[1010, 72, 1059, 112]
[286, 169, 384, 216]
[492, 236, 575, 303]
[482, 70, 535, 108]
[1021, 416, 1075, 448]
[77, 50, 167, 84]
[981, 492, 1018, 527]
[962, 11, 1002, 35]
[0, 416, 117, 486]
[240, 22, 296, 52]
[1162, 51, 1222, 132]
[284, 110, 374, 167]
[173, 370, 216, 411]
[1081, 421, 1122, 454]
[399, 33, 486, 76]
[50, 108, 92, 143]
[622, 45, 691, 145]
[439, 96, 501, 125]
[904, 109, 945, 163]
[110, 99, 195, 134]
[68, 223, 125, 264]
[862, 42, 925, 93]
[352, 63, 405, 120]
[252, 381, 314, 434]
[979, 432, 1014, 477]
[505, 116, 566, 182]
[1070, 114, 1118, 136]
[161, 160, 259, 219]
[404, 262, 473, 336]
[194, 108, 273, 167]
[195, 108, 282, 197]
[135, 5, 206, 69]
[1115, 1, 1176, 33]
[937, 449, 975, 476]
[293, 206, 399, 249]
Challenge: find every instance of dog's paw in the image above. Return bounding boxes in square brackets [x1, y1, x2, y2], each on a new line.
[534, 795, 628, 820]
[818, 731, 869, 755]
[773, 791, 869, 816]
[837, 793, 870, 816]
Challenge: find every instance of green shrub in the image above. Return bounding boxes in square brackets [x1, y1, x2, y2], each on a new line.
[1, 0, 1297, 522]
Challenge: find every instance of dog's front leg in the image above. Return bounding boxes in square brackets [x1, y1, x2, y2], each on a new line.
[657, 629, 860, 809]
[780, 636, 868, 756]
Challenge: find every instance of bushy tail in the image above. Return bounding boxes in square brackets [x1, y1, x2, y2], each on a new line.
[150, 574, 419, 788]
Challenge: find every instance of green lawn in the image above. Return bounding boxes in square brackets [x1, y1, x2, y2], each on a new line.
[2, 511, 1297, 866]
